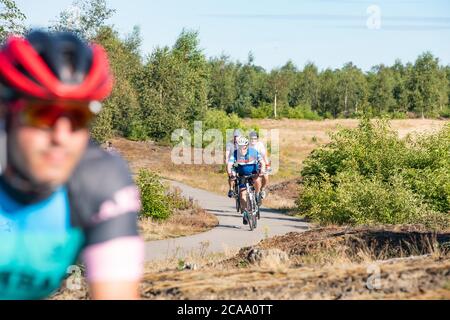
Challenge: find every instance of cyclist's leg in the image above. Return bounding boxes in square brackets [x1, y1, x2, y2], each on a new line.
[260, 174, 269, 199]
[239, 187, 249, 224]
[228, 177, 235, 197]
[239, 188, 247, 211]
[253, 176, 262, 194]
[262, 174, 268, 189]
[254, 177, 262, 205]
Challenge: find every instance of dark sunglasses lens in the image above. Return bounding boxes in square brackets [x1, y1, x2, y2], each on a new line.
[66, 109, 92, 130]
[23, 105, 58, 128]
[22, 102, 93, 130]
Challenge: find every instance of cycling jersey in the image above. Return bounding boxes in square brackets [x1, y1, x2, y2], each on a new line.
[0, 142, 143, 300]
[250, 141, 267, 157]
[228, 147, 261, 177]
[0, 122, 5, 174]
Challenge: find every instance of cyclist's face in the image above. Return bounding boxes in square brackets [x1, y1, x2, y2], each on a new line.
[8, 110, 89, 187]
[250, 137, 258, 145]
[238, 145, 248, 155]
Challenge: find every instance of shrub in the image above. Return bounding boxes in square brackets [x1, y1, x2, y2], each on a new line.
[439, 106, 450, 118]
[202, 109, 250, 147]
[249, 104, 274, 119]
[280, 104, 322, 120]
[136, 169, 197, 220]
[166, 188, 192, 210]
[297, 119, 450, 229]
[136, 169, 171, 220]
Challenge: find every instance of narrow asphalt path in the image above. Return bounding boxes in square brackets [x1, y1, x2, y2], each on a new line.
[144, 180, 309, 261]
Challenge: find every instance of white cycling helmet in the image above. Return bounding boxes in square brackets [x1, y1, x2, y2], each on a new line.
[236, 136, 249, 147]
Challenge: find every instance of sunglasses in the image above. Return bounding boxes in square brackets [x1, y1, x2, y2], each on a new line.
[15, 99, 96, 131]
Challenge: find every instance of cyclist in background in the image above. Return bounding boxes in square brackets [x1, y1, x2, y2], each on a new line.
[249, 131, 270, 201]
[0, 30, 143, 300]
[227, 136, 266, 225]
[225, 129, 241, 198]
[105, 141, 118, 154]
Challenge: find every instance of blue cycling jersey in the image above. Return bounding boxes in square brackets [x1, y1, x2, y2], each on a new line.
[0, 143, 140, 300]
[228, 147, 261, 177]
[0, 185, 83, 299]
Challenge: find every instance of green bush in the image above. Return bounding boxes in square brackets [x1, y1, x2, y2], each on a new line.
[439, 106, 450, 118]
[136, 169, 171, 220]
[280, 104, 322, 120]
[127, 119, 149, 141]
[249, 103, 323, 120]
[136, 169, 196, 220]
[249, 104, 274, 119]
[297, 119, 450, 229]
[166, 188, 191, 210]
[203, 109, 247, 147]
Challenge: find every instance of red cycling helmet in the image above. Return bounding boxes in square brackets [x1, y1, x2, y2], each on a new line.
[0, 30, 113, 103]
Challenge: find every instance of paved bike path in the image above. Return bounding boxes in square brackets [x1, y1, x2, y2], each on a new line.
[144, 180, 309, 261]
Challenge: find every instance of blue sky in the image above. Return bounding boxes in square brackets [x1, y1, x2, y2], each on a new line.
[14, 0, 450, 71]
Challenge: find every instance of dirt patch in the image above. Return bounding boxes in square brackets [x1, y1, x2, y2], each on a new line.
[141, 257, 450, 300]
[223, 225, 450, 267]
[140, 226, 450, 300]
[266, 178, 300, 201]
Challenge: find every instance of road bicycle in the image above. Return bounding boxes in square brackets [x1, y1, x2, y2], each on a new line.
[233, 173, 261, 231]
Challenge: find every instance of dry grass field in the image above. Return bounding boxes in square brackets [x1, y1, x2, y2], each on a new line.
[113, 118, 449, 210]
[139, 206, 218, 241]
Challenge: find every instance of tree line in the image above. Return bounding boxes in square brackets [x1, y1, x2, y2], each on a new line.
[1, 0, 449, 144]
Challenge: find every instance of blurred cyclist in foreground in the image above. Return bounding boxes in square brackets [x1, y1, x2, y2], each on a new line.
[0, 30, 143, 300]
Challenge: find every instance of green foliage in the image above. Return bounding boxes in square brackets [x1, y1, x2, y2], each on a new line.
[93, 26, 143, 141]
[42, 0, 450, 145]
[249, 104, 274, 119]
[0, 0, 25, 42]
[279, 104, 322, 120]
[136, 169, 196, 220]
[204, 110, 242, 134]
[136, 170, 171, 220]
[51, 0, 115, 40]
[89, 103, 113, 143]
[407, 52, 449, 118]
[439, 106, 450, 118]
[298, 119, 450, 229]
[136, 29, 209, 142]
[166, 188, 191, 211]
[208, 55, 237, 113]
[248, 103, 322, 120]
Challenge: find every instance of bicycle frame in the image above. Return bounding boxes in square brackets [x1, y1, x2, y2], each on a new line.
[236, 174, 260, 230]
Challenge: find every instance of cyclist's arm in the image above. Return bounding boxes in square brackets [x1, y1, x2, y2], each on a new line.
[257, 142, 270, 167]
[68, 146, 144, 300]
[225, 142, 232, 162]
[227, 152, 236, 176]
[257, 151, 266, 174]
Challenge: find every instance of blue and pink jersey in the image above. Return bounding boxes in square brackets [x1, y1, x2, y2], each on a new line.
[0, 143, 143, 299]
